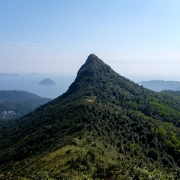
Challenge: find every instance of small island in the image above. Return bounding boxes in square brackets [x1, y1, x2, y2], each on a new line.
[38, 78, 57, 85]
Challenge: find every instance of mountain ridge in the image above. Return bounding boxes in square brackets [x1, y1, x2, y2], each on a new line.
[1, 55, 180, 179]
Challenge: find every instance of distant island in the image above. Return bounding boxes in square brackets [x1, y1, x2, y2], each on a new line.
[0, 73, 19, 77]
[31, 72, 44, 76]
[38, 78, 57, 85]
[138, 80, 180, 91]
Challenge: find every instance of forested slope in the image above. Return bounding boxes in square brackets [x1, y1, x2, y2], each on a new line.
[0, 90, 51, 119]
[1, 55, 180, 179]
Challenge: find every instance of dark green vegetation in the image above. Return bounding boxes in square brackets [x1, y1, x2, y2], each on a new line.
[1, 54, 180, 179]
[0, 90, 51, 119]
[139, 80, 180, 92]
[162, 90, 180, 97]
[38, 78, 56, 85]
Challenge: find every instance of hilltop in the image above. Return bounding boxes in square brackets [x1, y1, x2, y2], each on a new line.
[1, 54, 180, 179]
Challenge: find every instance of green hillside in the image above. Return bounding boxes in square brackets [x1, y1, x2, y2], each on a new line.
[162, 90, 180, 97]
[0, 90, 51, 119]
[1, 54, 180, 179]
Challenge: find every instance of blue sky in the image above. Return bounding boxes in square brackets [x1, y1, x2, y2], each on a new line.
[1, 0, 180, 81]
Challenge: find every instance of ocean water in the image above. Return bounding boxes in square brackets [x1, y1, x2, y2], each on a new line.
[0, 73, 76, 99]
[1, 72, 178, 99]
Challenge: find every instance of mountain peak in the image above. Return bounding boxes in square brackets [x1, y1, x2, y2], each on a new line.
[83, 54, 104, 67]
[79, 54, 105, 71]
[64, 54, 110, 96]
[86, 53, 99, 62]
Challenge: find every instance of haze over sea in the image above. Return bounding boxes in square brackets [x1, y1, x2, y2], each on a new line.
[1, 71, 180, 99]
[0, 73, 75, 99]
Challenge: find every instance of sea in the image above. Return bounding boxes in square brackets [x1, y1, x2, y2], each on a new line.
[0, 73, 76, 99]
[1, 72, 178, 99]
